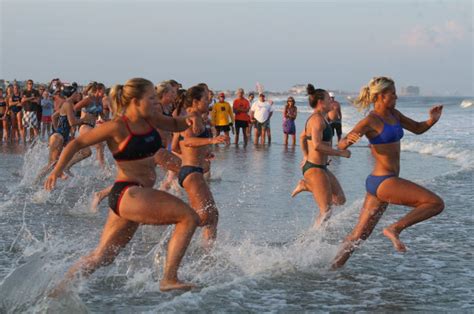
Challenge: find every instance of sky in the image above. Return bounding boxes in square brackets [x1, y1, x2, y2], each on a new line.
[1, 0, 472, 95]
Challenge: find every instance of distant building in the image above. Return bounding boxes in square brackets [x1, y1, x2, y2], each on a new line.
[289, 84, 306, 94]
[401, 86, 420, 96]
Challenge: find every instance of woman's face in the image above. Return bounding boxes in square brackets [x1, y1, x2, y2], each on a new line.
[138, 85, 159, 118]
[318, 92, 331, 112]
[380, 86, 397, 109]
[195, 91, 210, 113]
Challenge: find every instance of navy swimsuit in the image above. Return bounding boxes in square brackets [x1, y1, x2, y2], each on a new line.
[108, 116, 164, 215]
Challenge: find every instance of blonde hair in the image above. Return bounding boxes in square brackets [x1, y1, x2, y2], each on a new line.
[353, 76, 395, 111]
[84, 82, 105, 97]
[155, 81, 173, 99]
[109, 78, 153, 118]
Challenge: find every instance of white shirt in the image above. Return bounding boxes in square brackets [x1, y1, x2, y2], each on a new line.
[251, 100, 274, 123]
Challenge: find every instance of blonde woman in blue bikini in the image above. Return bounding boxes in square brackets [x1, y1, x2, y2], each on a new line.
[332, 76, 444, 269]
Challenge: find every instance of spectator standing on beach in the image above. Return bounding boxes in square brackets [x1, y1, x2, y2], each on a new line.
[0, 88, 8, 142]
[247, 92, 255, 138]
[283, 96, 298, 146]
[7, 85, 22, 142]
[21, 79, 40, 142]
[233, 88, 250, 146]
[211, 92, 234, 138]
[327, 92, 342, 142]
[250, 93, 274, 145]
[40, 91, 54, 139]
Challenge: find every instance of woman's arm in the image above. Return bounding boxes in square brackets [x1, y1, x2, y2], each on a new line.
[154, 149, 182, 172]
[73, 97, 92, 111]
[311, 120, 350, 157]
[45, 122, 116, 190]
[337, 117, 373, 150]
[180, 133, 227, 147]
[396, 105, 442, 135]
[65, 101, 82, 127]
[149, 110, 195, 132]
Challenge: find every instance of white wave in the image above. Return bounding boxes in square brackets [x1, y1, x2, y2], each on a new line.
[460, 99, 473, 108]
[402, 140, 473, 169]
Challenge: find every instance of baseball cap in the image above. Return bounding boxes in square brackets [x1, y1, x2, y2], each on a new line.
[218, 92, 225, 97]
[329, 92, 335, 98]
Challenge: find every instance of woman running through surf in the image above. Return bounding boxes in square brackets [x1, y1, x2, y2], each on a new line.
[178, 85, 228, 249]
[291, 84, 350, 228]
[331, 76, 444, 269]
[35, 87, 83, 183]
[64, 82, 106, 172]
[45, 78, 199, 292]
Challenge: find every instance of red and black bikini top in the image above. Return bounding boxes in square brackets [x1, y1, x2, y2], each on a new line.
[113, 115, 164, 161]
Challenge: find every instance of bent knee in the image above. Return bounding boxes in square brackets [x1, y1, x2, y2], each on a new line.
[333, 195, 346, 206]
[431, 196, 445, 215]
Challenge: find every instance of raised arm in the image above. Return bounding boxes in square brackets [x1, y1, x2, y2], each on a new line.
[73, 96, 92, 111]
[149, 109, 194, 132]
[65, 101, 82, 127]
[395, 105, 442, 135]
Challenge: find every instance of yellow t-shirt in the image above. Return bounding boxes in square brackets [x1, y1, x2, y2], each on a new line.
[211, 101, 234, 126]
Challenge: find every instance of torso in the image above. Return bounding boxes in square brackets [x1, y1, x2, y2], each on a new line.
[305, 113, 333, 165]
[111, 116, 163, 187]
[179, 115, 210, 168]
[366, 111, 404, 176]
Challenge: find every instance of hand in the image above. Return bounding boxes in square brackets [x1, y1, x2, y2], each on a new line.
[212, 135, 228, 145]
[44, 172, 61, 190]
[300, 156, 307, 168]
[205, 152, 215, 160]
[346, 132, 362, 144]
[339, 149, 351, 158]
[429, 104, 443, 123]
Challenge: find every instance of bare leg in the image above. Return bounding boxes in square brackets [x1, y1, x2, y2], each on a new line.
[95, 142, 106, 168]
[65, 125, 93, 173]
[49, 212, 139, 297]
[303, 168, 332, 228]
[254, 127, 259, 145]
[327, 170, 346, 206]
[266, 128, 271, 144]
[291, 134, 296, 146]
[91, 185, 113, 213]
[35, 134, 64, 184]
[291, 179, 309, 197]
[260, 127, 266, 145]
[52, 187, 199, 295]
[331, 194, 387, 269]
[234, 128, 240, 145]
[242, 127, 248, 146]
[183, 172, 219, 250]
[284, 134, 288, 145]
[377, 177, 444, 252]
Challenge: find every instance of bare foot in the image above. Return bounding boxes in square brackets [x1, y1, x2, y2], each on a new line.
[291, 179, 307, 197]
[159, 279, 196, 292]
[383, 227, 407, 252]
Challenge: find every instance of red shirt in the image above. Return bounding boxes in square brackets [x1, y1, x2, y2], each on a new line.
[233, 98, 250, 122]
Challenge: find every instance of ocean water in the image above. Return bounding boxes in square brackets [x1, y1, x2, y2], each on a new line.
[0, 96, 473, 312]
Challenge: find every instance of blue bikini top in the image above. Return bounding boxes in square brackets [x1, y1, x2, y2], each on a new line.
[368, 112, 404, 145]
[82, 97, 103, 115]
[113, 116, 163, 161]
